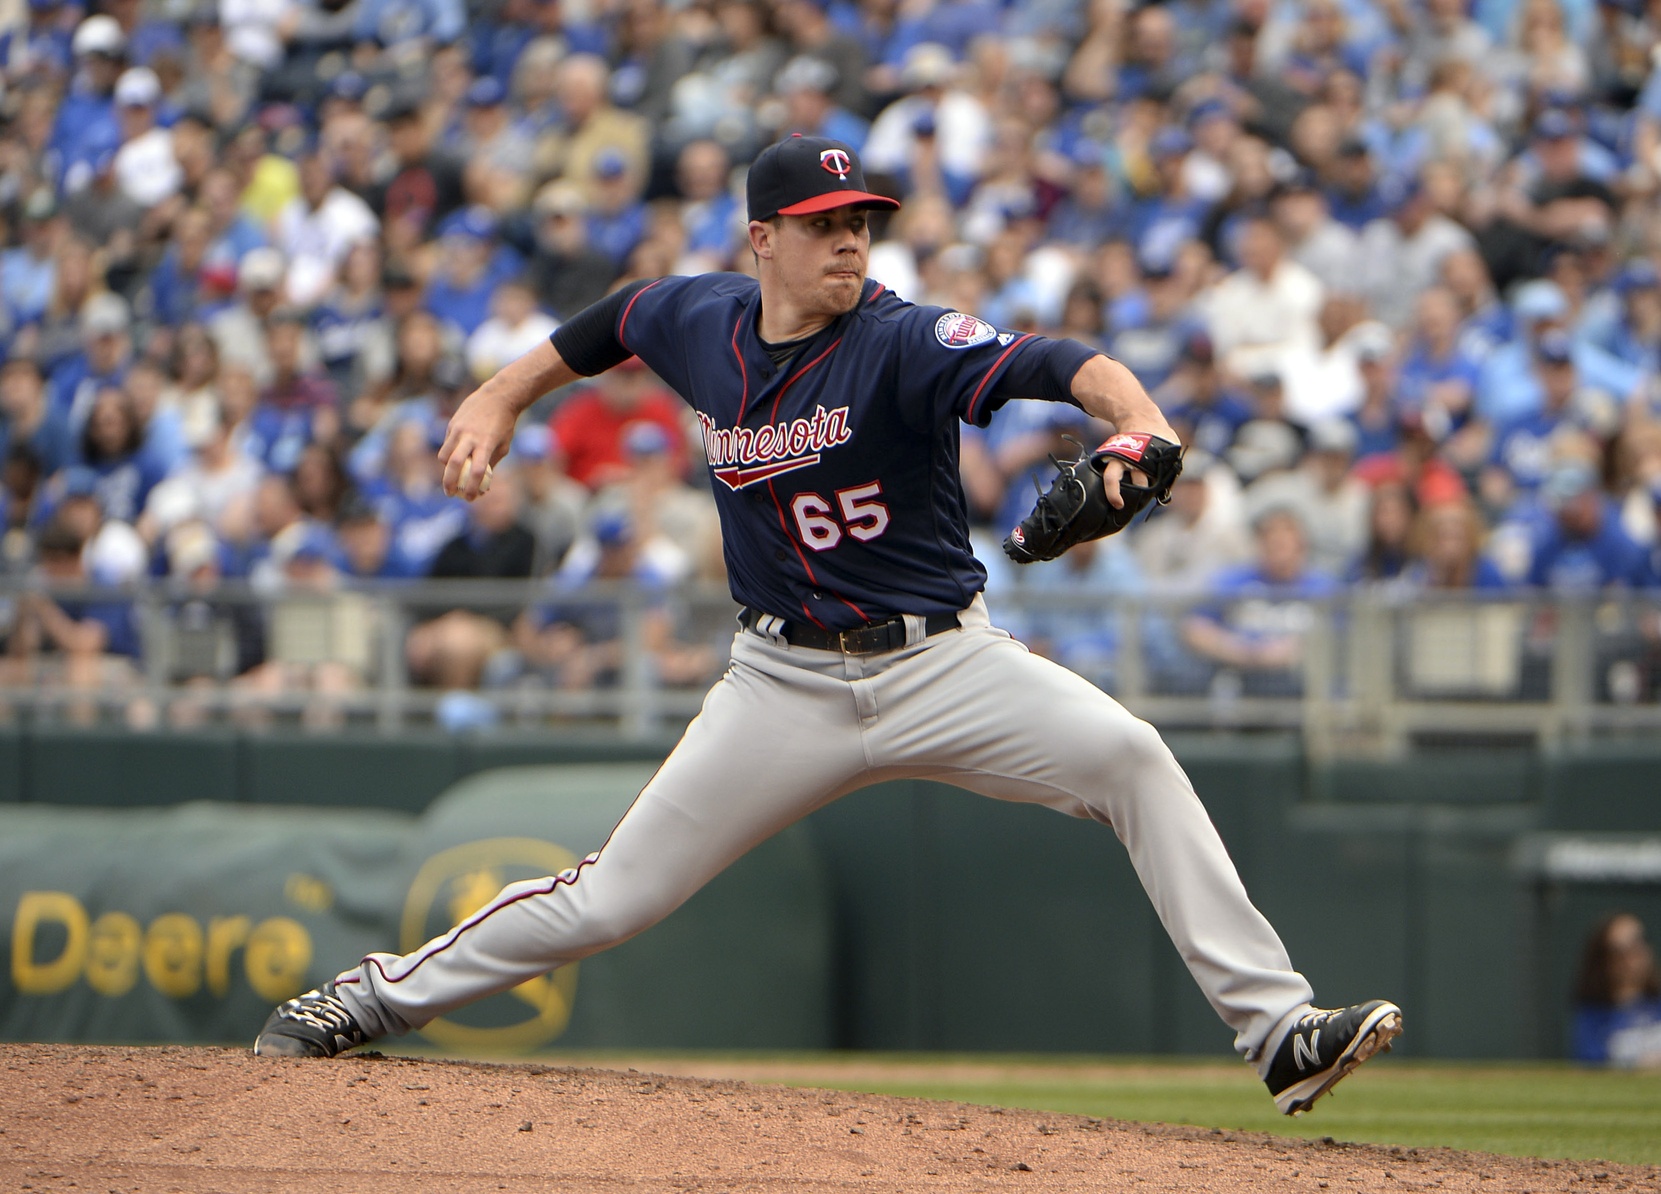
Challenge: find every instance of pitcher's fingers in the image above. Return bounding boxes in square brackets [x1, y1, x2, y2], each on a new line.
[442, 441, 476, 497]
[1100, 460, 1126, 509]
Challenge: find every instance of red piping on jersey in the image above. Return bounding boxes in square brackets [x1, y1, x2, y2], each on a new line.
[759, 337, 870, 627]
[617, 279, 665, 352]
[731, 317, 751, 422]
[361, 853, 599, 985]
[866, 283, 885, 302]
[964, 333, 1035, 425]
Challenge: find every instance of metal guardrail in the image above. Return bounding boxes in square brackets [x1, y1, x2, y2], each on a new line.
[0, 579, 1657, 749]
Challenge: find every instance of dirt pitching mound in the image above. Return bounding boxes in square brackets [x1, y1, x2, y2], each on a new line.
[1, 1044, 1653, 1192]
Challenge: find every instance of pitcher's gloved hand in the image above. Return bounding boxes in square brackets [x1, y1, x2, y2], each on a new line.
[1002, 432, 1184, 564]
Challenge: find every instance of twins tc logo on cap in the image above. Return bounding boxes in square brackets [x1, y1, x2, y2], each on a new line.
[819, 148, 852, 178]
[934, 312, 997, 349]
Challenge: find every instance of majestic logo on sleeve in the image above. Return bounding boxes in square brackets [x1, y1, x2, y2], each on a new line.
[698, 405, 853, 490]
[820, 148, 852, 178]
[935, 312, 997, 349]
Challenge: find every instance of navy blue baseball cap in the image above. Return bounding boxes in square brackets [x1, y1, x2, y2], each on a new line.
[747, 134, 900, 222]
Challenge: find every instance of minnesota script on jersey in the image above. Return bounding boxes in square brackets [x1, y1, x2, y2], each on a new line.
[614, 273, 1052, 631]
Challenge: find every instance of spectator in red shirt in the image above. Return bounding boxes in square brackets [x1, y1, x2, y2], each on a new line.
[548, 355, 688, 490]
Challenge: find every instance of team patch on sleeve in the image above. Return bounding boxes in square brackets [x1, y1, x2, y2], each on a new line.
[934, 312, 998, 350]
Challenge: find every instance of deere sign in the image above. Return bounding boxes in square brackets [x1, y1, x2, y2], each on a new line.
[0, 766, 833, 1051]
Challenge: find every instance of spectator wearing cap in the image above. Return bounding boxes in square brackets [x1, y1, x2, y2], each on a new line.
[532, 55, 648, 202]
[1152, 331, 1256, 459]
[504, 424, 585, 576]
[1588, 260, 1661, 373]
[584, 148, 649, 270]
[1, 190, 63, 327]
[207, 247, 287, 386]
[466, 276, 559, 383]
[51, 292, 134, 435]
[49, 16, 124, 191]
[244, 308, 339, 473]
[0, 357, 74, 478]
[110, 66, 182, 206]
[1202, 211, 1325, 384]
[369, 99, 467, 246]
[1046, 146, 1125, 249]
[456, 75, 536, 211]
[1109, 256, 1203, 393]
[363, 420, 468, 578]
[1487, 329, 1615, 500]
[0, 0, 76, 83]
[774, 0, 869, 116]
[1355, 172, 1475, 329]
[513, 504, 711, 692]
[425, 205, 520, 338]
[774, 54, 870, 152]
[1271, 171, 1359, 297]
[1127, 126, 1211, 273]
[524, 182, 616, 320]
[550, 358, 689, 491]
[1475, 279, 1644, 424]
[274, 142, 379, 308]
[1524, 460, 1649, 591]
[863, 42, 992, 205]
[353, 0, 463, 49]
[139, 398, 264, 544]
[1323, 135, 1388, 232]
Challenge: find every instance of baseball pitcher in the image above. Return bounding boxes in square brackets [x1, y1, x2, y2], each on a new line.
[254, 135, 1401, 1116]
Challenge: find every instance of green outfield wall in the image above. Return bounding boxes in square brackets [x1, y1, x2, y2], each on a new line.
[2, 728, 1659, 1061]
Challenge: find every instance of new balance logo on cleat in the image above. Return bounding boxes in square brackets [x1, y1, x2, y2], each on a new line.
[252, 981, 370, 1058]
[1265, 999, 1402, 1116]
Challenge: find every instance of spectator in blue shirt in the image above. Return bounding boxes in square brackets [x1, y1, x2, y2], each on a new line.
[1589, 259, 1661, 373]
[1571, 913, 1661, 1067]
[1181, 506, 1343, 696]
[0, 357, 73, 476]
[0, 0, 75, 83]
[74, 386, 165, 524]
[1525, 460, 1649, 591]
[50, 292, 134, 435]
[355, 0, 465, 50]
[1153, 332, 1255, 460]
[48, 16, 123, 191]
[1, 190, 61, 326]
[424, 206, 517, 339]
[586, 149, 649, 269]
[1489, 331, 1610, 498]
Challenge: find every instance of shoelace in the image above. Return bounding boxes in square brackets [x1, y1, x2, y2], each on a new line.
[279, 990, 357, 1036]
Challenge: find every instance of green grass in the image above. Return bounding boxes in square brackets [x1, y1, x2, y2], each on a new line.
[518, 1052, 1661, 1168]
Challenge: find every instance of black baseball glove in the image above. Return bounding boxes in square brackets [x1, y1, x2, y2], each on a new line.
[1001, 432, 1184, 564]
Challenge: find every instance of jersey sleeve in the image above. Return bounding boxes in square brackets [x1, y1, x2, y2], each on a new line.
[888, 303, 1100, 430]
[548, 275, 703, 395]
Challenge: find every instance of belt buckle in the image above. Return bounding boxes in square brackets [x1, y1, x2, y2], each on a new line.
[838, 621, 891, 655]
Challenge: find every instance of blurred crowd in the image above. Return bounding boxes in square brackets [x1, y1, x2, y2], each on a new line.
[0, 0, 1659, 723]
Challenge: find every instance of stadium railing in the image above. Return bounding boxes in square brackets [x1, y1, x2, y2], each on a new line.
[0, 578, 1655, 751]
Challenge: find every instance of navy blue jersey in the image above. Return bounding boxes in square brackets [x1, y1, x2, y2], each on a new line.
[614, 273, 1092, 630]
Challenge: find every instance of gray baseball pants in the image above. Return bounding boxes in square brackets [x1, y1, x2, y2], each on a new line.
[335, 596, 1313, 1070]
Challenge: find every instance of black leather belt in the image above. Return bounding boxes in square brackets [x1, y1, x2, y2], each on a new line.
[741, 607, 960, 655]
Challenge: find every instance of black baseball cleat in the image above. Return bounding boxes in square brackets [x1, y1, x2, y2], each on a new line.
[1265, 999, 1403, 1116]
[253, 981, 370, 1058]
